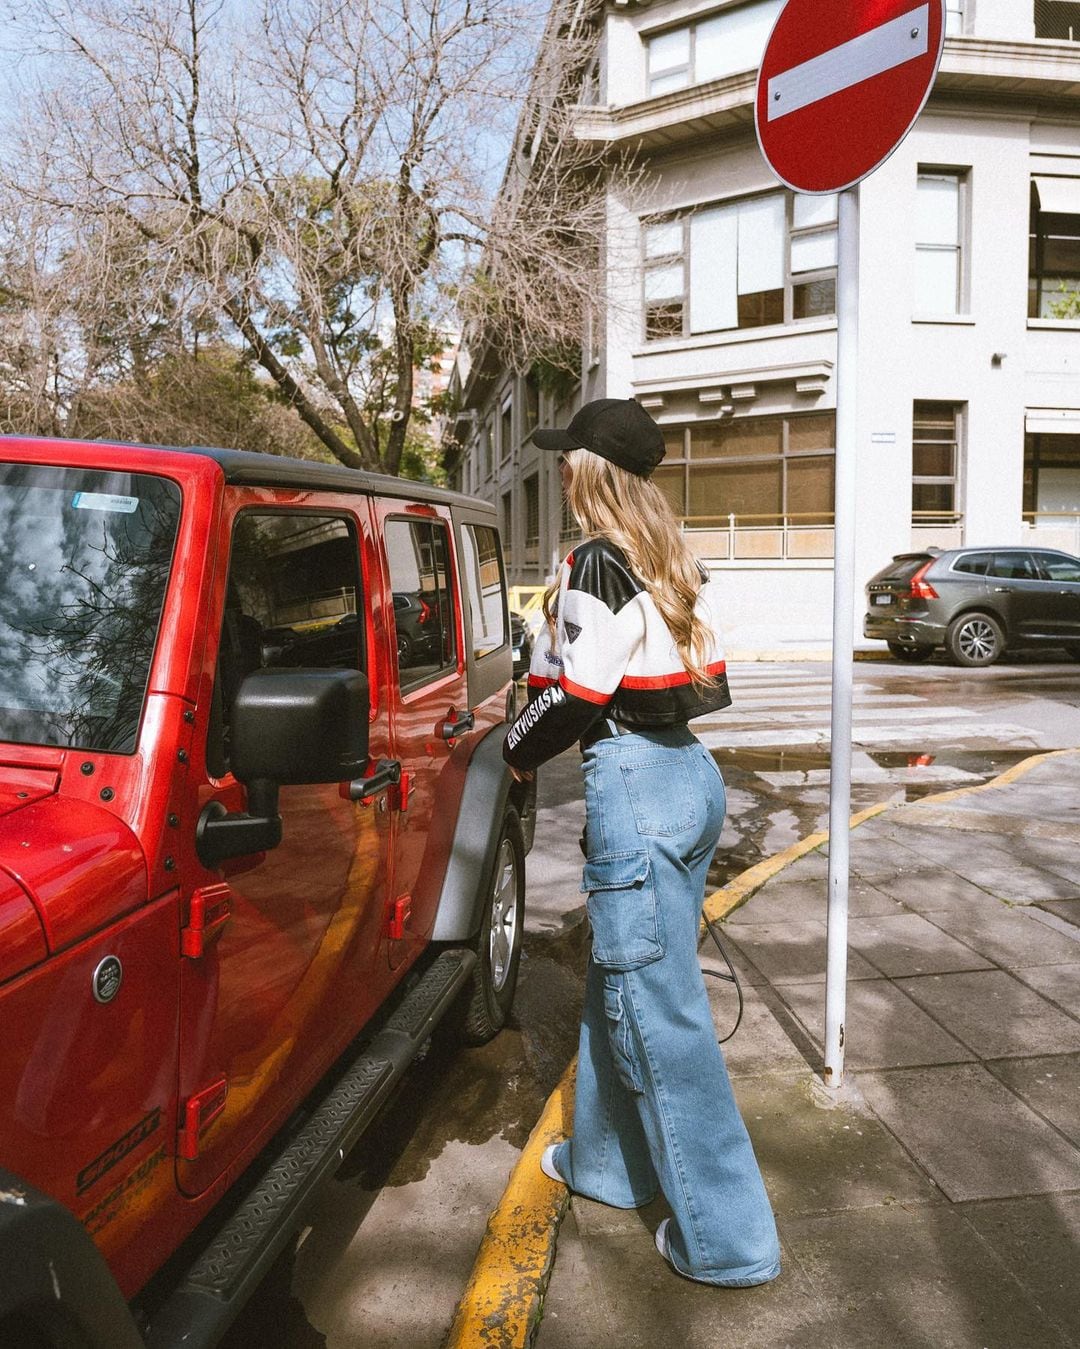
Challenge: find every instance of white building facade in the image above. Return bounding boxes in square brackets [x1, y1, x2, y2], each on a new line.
[448, 0, 1080, 653]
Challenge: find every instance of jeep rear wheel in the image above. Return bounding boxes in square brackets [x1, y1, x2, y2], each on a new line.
[946, 611, 1005, 667]
[887, 642, 934, 663]
[453, 805, 525, 1046]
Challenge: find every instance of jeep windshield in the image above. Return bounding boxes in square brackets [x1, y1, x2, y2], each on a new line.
[0, 464, 181, 752]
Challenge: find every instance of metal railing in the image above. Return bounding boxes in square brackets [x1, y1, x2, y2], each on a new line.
[680, 512, 835, 560]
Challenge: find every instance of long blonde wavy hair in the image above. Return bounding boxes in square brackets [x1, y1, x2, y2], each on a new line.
[545, 448, 717, 687]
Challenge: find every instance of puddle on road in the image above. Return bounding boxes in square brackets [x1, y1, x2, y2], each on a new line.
[705, 745, 1035, 889]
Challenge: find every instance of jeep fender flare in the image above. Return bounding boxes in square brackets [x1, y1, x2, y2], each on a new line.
[431, 725, 530, 943]
[0, 1167, 143, 1349]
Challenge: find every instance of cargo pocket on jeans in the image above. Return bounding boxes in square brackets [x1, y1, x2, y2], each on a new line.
[582, 849, 664, 971]
[602, 979, 644, 1094]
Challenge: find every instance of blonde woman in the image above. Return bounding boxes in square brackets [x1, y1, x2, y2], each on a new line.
[503, 399, 780, 1288]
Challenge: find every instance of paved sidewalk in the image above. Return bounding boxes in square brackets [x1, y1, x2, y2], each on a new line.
[536, 751, 1080, 1349]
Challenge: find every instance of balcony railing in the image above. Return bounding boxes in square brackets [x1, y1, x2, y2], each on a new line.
[911, 511, 964, 551]
[1022, 511, 1080, 554]
[681, 513, 834, 560]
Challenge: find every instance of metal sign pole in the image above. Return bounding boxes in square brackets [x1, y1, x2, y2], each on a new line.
[823, 184, 859, 1090]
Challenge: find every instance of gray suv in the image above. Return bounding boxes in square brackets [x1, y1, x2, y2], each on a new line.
[864, 546, 1080, 666]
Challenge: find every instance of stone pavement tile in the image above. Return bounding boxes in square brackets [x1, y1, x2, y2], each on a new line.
[822, 835, 923, 878]
[702, 935, 769, 987]
[869, 866, 999, 915]
[961, 1193, 1080, 1346]
[730, 1073, 940, 1218]
[856, 1064, 1080, 1201]
[538, 1204, 833, 1349]
[721, 921, 881, 986]
[924, 902, 1080, 969]
[885, 827, 1080, 902]
[774, 849, 830, 882]
[1038, 897, 1080, 928]
[896, 970, 1080, 1058]
[846, 912, 992, 977]
[725, 877, 902, 925]
[1011, 962, 1080, 1015]
[707, 981, 809, 1079]
[777, 980, 974, 1070]
[781, 1203, 1073, 1349]
[986, 1053, 1080, 1148]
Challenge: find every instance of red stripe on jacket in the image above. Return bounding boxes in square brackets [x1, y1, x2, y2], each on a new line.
[620, 660, 727, 691]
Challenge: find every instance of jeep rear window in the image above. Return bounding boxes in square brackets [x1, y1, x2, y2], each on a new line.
[0, 464, 180, 752]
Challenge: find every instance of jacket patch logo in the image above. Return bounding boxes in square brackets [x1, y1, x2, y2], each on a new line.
[563, 621, 582, 644]
[76, 1108, 162, 1195]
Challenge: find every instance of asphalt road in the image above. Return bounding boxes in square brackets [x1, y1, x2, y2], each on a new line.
[220, 653, 1080, 1348]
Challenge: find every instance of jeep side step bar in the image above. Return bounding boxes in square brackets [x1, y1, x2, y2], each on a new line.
[146, 948, 477, 1349]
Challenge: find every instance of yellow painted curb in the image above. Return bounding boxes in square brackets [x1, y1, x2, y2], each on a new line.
[445, 1060, 576, 1349]
[447, 745, 1076, 1348]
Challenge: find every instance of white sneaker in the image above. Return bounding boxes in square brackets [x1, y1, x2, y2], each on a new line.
[655, 1218, 672, 1265]
[540, 1143, 565, 1185]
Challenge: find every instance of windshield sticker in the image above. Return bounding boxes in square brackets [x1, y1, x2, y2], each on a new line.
[72, 492, 140, 514]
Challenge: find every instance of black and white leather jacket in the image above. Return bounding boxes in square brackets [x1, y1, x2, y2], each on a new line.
[502, 538, 732, 772]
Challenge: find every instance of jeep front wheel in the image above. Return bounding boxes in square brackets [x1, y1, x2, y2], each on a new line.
[455, 805, 525, 1045]
[946, 611, 1005, 667]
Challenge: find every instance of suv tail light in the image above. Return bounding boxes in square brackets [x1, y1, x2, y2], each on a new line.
[909, 561, 939, 600]
[417, 598, 432, 625]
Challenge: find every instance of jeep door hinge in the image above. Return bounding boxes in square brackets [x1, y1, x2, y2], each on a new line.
[180, 883, 233, 958]
[177, 1076, 228, 1160]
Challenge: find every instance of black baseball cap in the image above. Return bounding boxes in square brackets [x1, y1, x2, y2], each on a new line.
[532, 398, 666, 478]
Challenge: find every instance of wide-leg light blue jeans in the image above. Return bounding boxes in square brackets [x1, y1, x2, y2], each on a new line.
[553, 726, 781, 1287]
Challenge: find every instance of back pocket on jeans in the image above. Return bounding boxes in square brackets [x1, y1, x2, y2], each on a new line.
[620, 759, 696, 836]
[582, 849, 664, 971]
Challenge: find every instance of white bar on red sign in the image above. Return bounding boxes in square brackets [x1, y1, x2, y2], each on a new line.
[767, 3, 930, 122]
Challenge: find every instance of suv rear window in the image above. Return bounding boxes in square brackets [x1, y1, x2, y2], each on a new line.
[871, 555, 933, 584]
[989, 552, 1039, 580]
[0, 464, 181, 752]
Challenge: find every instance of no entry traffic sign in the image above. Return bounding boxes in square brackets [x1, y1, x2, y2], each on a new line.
[755, 0, 946, 194]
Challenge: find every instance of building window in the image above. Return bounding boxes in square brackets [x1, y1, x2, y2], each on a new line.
[524, 374, 540, 434]
[501, 489, 513, 561]
[915, 170, 967, 315]
[483, 421, 494, 479]
[652, 413, 835, 526]
[913, 403, 962, 524]
[646, 1, 783, 97]
[1035, 1, 1080, 39]
[500, 397, 513, 462]
[946, 0, 964, 35]
[643, 191, 837, 340]
[559, 490, 578, 544]
[1024, 433, 1080, 520]
[1029, 178, 1080, 318]
[524, 473, 540, 547]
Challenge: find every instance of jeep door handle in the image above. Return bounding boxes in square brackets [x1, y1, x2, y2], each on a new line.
[439, 709, 475, 740]
[349, 758, 402, 801]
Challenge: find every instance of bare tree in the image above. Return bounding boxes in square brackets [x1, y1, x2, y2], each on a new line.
[2, 0, 611, 473]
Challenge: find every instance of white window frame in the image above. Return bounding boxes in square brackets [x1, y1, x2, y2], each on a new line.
[914, 167, 970, 318]
[641, 190, 837, 341]
[912, 401, 965, 525]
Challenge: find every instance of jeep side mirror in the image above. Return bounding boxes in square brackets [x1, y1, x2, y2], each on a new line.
[197, 668, 370, 867]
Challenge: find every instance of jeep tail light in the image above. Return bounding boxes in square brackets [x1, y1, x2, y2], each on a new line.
[909, 561, 938, 600]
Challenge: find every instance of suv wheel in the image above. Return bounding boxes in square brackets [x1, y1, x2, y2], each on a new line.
[453, 805, 525, 1045]
[946, 611, 1004, 667]
[887, 642, 934, 663]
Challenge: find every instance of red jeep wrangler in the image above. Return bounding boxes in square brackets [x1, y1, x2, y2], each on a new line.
[0, 438, 533, 1349]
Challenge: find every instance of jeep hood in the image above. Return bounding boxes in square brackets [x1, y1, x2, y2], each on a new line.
[0, 790, 148, 970]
